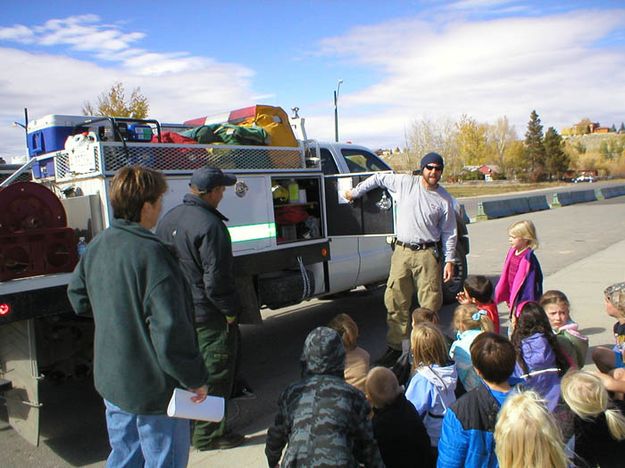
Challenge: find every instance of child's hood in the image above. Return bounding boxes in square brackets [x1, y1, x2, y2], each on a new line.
[458, 328, 482, 341]
[300, 326, 345, 376]
[521, 332, 557, 368]
[418, 363, 457, 392]
[558, 321, 588, 342]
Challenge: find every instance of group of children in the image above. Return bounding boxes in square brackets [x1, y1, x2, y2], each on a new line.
[264, 219, 625, 467]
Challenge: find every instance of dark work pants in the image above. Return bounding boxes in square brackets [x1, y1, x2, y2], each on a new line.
[192, 315, 238, 449]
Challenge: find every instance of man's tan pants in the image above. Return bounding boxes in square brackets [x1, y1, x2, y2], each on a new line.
[384, 244, 442, 349]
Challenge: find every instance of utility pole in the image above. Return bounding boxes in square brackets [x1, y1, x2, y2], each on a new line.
[334, 80, 343, 142]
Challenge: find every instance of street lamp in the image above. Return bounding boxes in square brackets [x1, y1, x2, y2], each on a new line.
[334, 79, 343, 142]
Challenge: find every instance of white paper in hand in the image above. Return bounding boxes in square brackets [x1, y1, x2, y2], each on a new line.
[167, 388, 224, 422]
[337, 177, 353, 205]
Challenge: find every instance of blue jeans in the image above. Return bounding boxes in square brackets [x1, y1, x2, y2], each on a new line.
[104, 399, 190, 468]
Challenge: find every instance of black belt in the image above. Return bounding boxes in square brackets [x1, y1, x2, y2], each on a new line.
[395, 240, 437, 251]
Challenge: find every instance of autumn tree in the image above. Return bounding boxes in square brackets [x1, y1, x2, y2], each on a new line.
[543, 127, 569, 180]
[524, 110, 546, 181]
[82, 82, 149, 118]
[503, 140, 526, 180]
[599, 137, 625, 161]
[455, 115, 490, 167]
[408, 117, 460, 176]
[487, 116, 517, 176]
[574, 118, 593, 135]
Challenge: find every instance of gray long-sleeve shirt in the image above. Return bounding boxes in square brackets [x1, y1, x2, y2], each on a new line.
[351, 173, 457, 263]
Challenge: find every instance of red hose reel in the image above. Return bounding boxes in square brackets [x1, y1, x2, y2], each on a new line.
[0, 182, 78, 281]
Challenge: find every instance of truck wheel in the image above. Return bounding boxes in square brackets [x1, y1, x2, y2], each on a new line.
[443, 247, 468, 304]
[258, 269, 315, 309]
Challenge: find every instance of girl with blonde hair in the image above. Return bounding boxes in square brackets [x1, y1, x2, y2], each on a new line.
[494, 390, 568, 468]
[449, 303, 494, 392]
[561, 370, 625, 467]
[327, 313, 370, 392]
[405, 323, 457, 454]
[494, 219, 543, 325]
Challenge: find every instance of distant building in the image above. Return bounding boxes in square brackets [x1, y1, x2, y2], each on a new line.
[478, 164, 500, 176]
[460, 164, 500, 181]
[587, 122, 611, 134]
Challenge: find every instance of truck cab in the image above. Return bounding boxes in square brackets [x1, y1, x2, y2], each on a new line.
[316, 142, 469, 304]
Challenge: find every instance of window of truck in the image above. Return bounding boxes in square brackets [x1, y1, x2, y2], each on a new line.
[341, 149, 390, 172]
[320, 148, 339, 175]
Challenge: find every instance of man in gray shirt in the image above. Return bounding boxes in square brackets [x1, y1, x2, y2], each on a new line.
[345, 152, 457, 365]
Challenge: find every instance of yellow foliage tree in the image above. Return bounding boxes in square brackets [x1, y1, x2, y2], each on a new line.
[455, 115, 491, 166]
[82, 82, 149, 118]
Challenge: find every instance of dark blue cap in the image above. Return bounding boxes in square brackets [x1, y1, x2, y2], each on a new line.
[190, 166, 236, 192]
[420, 152, 445, 171]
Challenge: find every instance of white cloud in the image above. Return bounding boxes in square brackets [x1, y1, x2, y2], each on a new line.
[312, 8, 625, 148]
[0, 24, 35, 42]
[0, 15, 259, 158]
[0, 45, 257, 158]
[446, 0, 522, 11]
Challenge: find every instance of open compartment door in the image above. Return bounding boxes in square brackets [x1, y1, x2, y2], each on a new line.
[324, 174, 394, 237]
[0, 319, 41, 446]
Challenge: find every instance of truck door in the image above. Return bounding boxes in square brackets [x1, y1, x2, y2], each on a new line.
[321, 147, 395, 293]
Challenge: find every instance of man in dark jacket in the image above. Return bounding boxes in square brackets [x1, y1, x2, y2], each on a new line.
[156, 166, 244, 450]
[67, 166, 208, 467]
[265, 327, 384, 467]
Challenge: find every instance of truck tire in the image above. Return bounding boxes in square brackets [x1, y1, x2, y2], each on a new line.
[442, 246, 468, 304]
[258, 269, 315, 309]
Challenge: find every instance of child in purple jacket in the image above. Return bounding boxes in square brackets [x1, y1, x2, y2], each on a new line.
[511, 302, 570, 411]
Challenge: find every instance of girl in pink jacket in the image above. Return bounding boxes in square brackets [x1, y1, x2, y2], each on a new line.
[494, 220, 543, 332]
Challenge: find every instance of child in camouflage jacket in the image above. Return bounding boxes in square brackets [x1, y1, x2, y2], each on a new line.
[265, 327, 383, 467]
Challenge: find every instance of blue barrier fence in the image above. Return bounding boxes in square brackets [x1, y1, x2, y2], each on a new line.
[601, 185, 625, 199]
[481, 195, 548, 219]
[476, 185, 625, 221]
[555, 189, 597, 206]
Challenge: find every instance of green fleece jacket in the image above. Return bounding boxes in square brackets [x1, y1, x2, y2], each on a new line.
[67, 218, 208, 414]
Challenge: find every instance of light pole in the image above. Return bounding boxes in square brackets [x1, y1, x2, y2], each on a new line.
[334, 79, 343, 142]
[12, 108, 28, 138]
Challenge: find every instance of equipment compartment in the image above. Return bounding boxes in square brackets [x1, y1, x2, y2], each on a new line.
[271, 176, 323, 244]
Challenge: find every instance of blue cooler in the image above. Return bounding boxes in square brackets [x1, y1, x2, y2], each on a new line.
[27, 115, 94, 178]
[126, 124, 153, 142]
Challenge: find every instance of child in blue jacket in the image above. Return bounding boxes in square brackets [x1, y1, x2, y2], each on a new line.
[405, 323, 457, 456]
[437, 332, 517, 468]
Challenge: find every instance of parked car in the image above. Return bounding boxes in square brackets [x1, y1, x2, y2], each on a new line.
[574, 175, 595, 183]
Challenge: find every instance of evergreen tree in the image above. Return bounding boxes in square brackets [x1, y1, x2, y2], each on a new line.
[543, 127, 569, 180]
[524, 110, 546, 181]
[620, 122, 625, 134]
[611, 124, 617, 132]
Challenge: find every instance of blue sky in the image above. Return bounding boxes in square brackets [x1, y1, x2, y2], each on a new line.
[1, 0, 625, 160]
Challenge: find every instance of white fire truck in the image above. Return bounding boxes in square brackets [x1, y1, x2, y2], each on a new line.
[0, 107, 468, 445]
